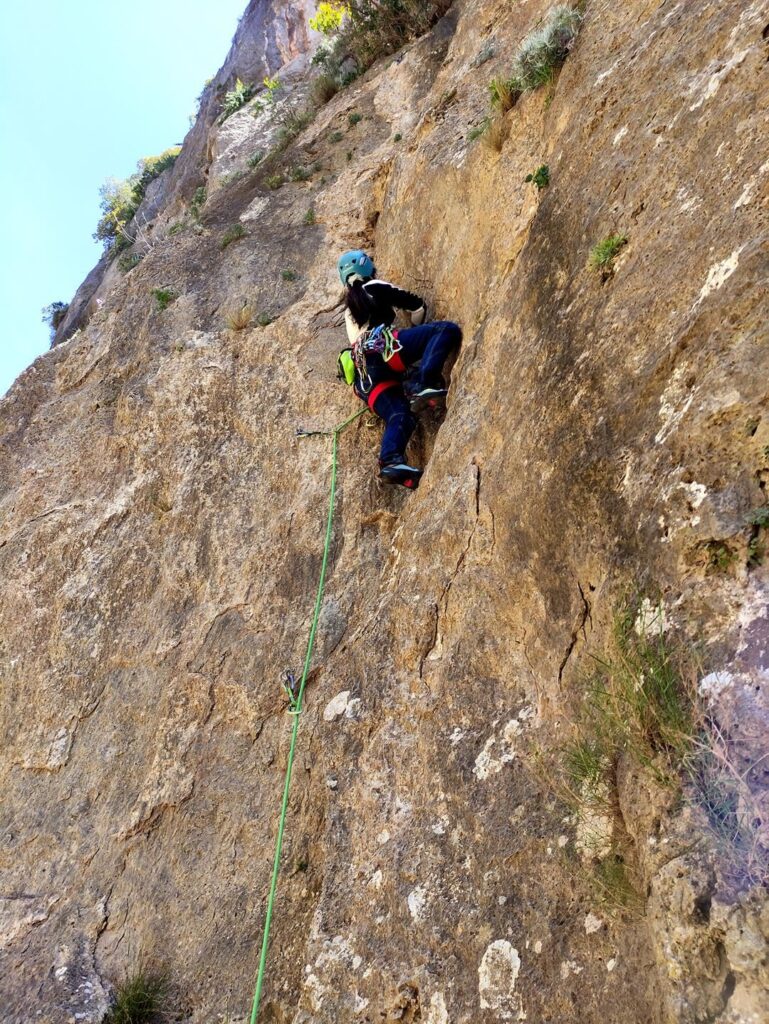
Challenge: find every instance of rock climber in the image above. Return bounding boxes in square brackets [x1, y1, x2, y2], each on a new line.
[335, 249, 462, 489]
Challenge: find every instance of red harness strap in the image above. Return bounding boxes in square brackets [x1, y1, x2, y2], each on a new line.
[367, 379, 399, 410]
[386, 351, 406, 372]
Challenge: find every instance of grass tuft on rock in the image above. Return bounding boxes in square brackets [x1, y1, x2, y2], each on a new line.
[588, 234, 628, 273]
[482, 115, 509, 152]
[220, 224, 247, 250]
[105, 970, 167, 1024]
[489, 77, 519, 113]
[151, 288, 177, 311]
[189, 186, 207, 220]
[224, 304, 254, 331]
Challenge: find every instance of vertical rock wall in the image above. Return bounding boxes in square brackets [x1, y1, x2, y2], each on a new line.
[1, 1, 768, 1022]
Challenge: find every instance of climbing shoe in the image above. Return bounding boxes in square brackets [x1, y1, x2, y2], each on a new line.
[380, 462, 423, 489]
[406, 385, 448, 414]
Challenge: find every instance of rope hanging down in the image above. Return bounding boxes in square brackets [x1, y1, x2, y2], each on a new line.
[248, 406, 367, 1024]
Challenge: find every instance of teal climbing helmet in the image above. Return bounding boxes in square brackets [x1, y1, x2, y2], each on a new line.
[338, 250, 375, 286]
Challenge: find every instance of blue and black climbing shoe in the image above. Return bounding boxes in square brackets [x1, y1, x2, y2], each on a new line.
[407, 385, 448, 414]
[380, 462, 423, 489]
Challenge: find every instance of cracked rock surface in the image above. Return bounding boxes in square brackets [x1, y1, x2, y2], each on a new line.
[1, 0, 768, 1021]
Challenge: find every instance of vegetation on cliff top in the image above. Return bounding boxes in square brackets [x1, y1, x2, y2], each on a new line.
[310, 0, 452, 79]
[41, 301, 69, 338]
[94, 148, 181, 254]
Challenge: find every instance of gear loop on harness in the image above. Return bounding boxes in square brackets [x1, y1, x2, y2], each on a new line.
[352, 325, 403, 395]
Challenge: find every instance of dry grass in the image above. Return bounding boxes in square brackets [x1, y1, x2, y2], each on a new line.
[311, 72, 339, 105]
[481, 114, 509, 152]
[223, 304, 254, 331]
[489, 77, 519, 113]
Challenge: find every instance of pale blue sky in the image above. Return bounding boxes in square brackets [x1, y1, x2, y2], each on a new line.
[0, 0, 248, 397]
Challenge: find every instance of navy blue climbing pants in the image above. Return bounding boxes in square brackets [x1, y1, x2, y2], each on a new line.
[395, 321, 462, 388]
[371, 387, 416, 466]
[363, 320, 462, 465]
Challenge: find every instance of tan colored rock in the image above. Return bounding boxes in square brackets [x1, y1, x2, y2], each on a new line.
[2, 1, 768, 1022]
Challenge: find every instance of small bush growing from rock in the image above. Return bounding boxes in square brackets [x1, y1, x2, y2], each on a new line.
[220, 77, 255, 121]
[248, 150, 265, 168]
[328, 1, 452, 70]
[525, 164, 550, 190]
[290, 165, 312, 182]
[152, 288, 177, 311]
[256, 311, 275, 327]
[189, 186, 207, 219]
[266, 173, 286, 190]
[274, 107, 315, 152]
[105, 970, 167, 1024]
[281, 269, 298, 281]
[588, 234, 628, 273]
[117, 251, 144, 273]
[705, 540, 736, 573]
[746, 505, 769, 529]
[393, 132, 403, 142]
[310, 1, 346, 35]
[303, 208, 316, 225]
[348, 111, 363, 126]
[41, 301, 69, 335]
[510, 5, 583, 92]
[329, 130, 344, 143]
[220, 224, 247, 250]
[224, 304, 254, 331]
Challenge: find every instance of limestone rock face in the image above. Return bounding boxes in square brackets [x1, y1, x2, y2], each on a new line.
[2, 1, 768, 1022]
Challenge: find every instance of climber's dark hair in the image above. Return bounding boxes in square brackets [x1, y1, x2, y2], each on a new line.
[345, 277, 376, 328]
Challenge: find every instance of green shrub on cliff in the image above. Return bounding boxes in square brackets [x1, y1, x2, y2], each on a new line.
[525, 164, 550, 190]
[220, 223, 246, 250]
[151, 288, 177, 311]
[308, 0, 452, 74]
[510, 5, 583, 92]
[94, 148, 181, 252]
[219, 77, 255, 121]
[41, 301, 68, 337]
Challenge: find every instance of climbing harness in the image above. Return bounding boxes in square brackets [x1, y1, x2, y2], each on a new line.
[248, 405, 367, 1024]
[351, 325, 403, 394]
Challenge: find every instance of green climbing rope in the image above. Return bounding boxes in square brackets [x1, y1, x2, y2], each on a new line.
[248, 406, 367, 1024]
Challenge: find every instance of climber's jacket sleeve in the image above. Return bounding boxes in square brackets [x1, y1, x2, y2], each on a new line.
[345, 280, 427, 342]
[365, 280, 425, 316]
